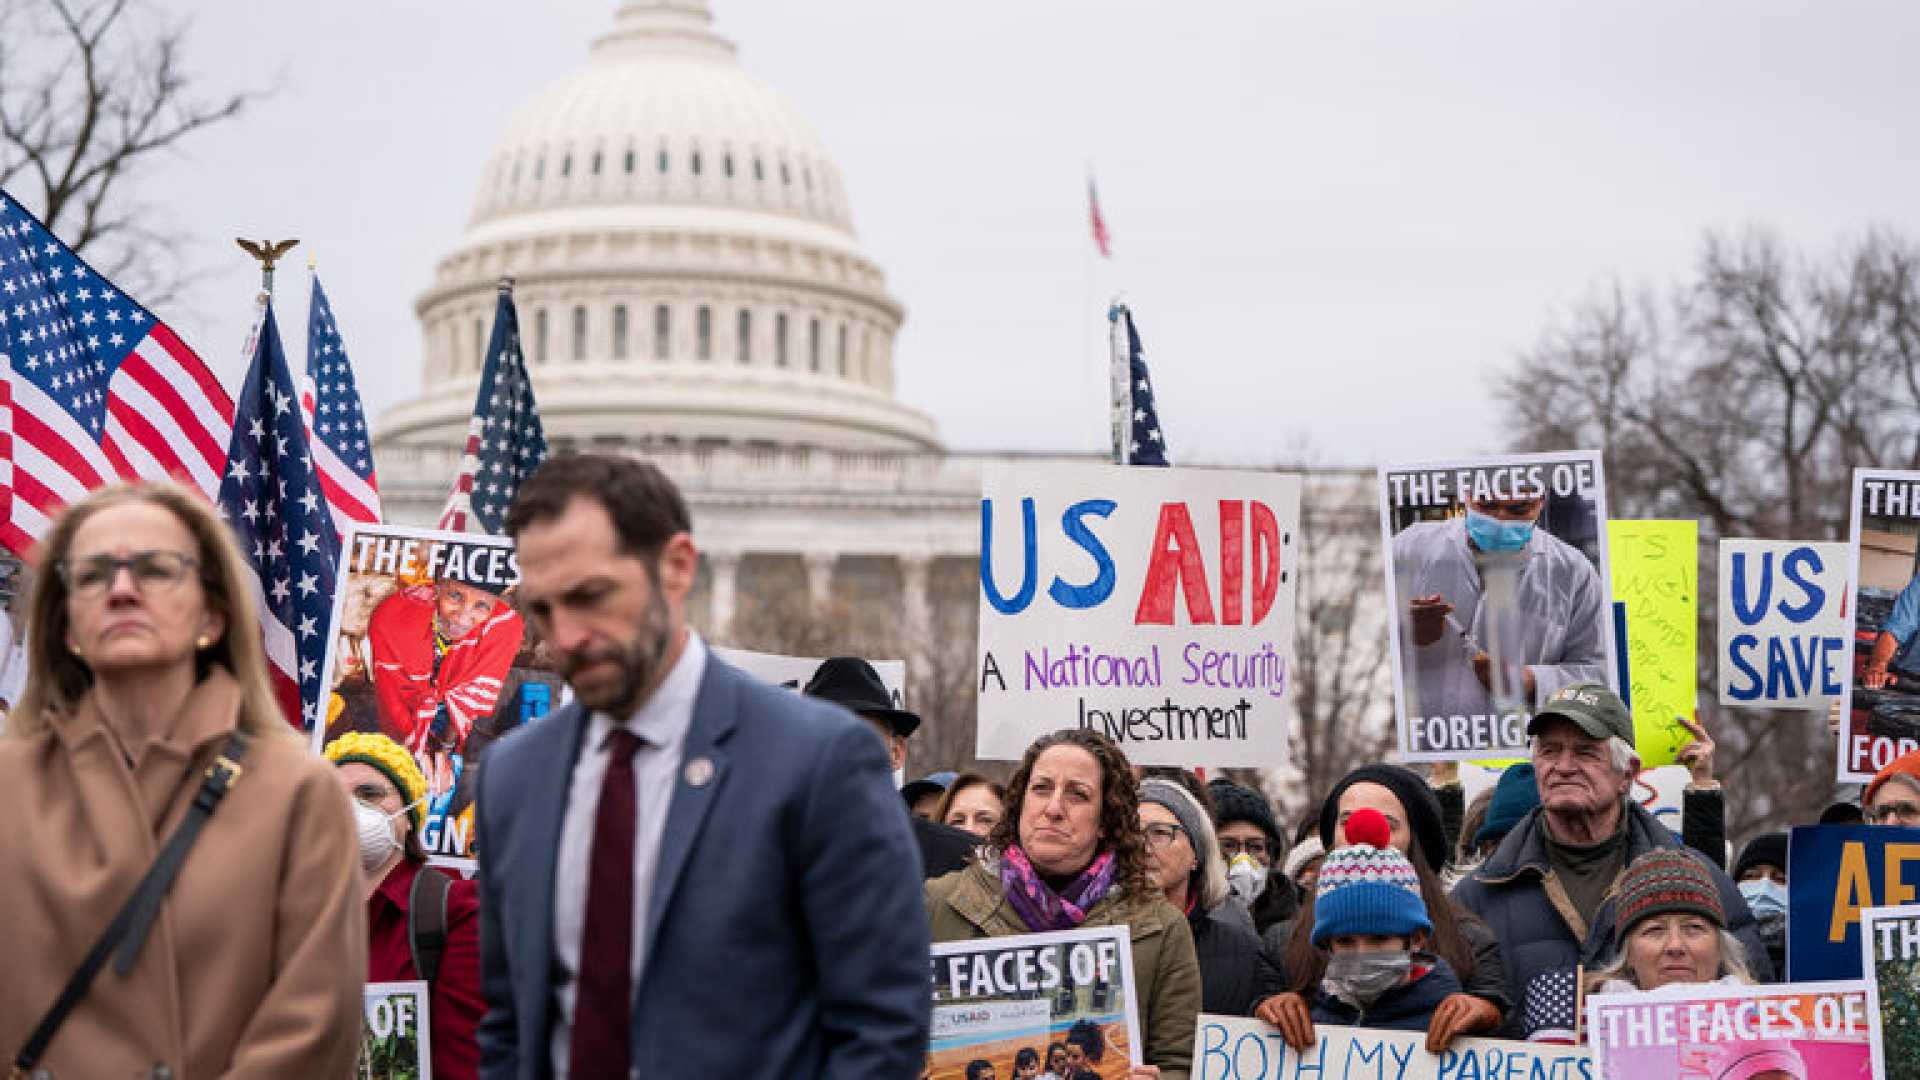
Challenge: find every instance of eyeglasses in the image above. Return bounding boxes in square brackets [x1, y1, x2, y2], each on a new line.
[1867, 801, 1920, 826]
[58, 550, 198, 597]
[351, 782, 400, 807]
[1219, 838, 1270, 859]
[1144, 822, 1187, 850]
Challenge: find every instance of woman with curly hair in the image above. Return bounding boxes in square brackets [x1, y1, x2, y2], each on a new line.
[925, 728, 1200, 1079]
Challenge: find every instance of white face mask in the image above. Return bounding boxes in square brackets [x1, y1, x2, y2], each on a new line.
[1227, 852, 1268, 904]
[353, 796, 425, 874]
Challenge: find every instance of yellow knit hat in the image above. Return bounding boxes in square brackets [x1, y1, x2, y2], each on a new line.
[323, 731, 428, 832]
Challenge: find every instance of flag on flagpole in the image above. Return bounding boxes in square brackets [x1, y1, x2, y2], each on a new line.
[1109, 303, 1169, 467]
[0, 189, 235, 555]
[302, 273, 381, 536]
[215, 301, 339, 730]
[438, 278, 548, 534]
[1088, 176, 1113, 259]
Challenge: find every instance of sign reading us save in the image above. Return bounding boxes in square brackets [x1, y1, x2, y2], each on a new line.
[1717, 540, 1850, 709]
[975, 463, 1302, 767]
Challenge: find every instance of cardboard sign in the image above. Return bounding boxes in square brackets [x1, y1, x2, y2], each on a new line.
[1861, 903, 1920, 1080]
[1586, 980, 1870, 1078]
[1718, 539, 1851, 710]
[1379, 451, 1618, 761]
[929, 926, 1142, 1078]
[1841, 469, 1920, 781]
[974, 462, 1302, 767]
[1607, 520, 1697, 767]
[1788, 824, 1920, 981]
[1191, 1015, 1592, 1079]
[358, 981, 431, 1079]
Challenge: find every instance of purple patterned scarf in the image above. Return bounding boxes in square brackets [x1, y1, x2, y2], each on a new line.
[999, 845, 1117, 932]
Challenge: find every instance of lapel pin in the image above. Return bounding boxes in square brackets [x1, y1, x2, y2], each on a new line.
[684, 756, 714, 787]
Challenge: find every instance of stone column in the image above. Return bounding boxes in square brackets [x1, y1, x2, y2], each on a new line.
[707, 550, 740, 643]
[803, 550, 836, 611]
[900, 553, 932, 660]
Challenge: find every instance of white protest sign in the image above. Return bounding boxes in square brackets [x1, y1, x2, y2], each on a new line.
[1718, 539, 1850, 708]
[1192, 1015, 1591, 1078]
[358, 980, 431, 1079]
[1586, 979, 1871, 1077]
[975, 462, 1301, 767]
[1861, 903, 1920, 1080]
[715, 647, 906, 708]
[929, 926, 1143, 1074]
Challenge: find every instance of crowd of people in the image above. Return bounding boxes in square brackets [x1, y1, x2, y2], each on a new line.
[0, 455, 1898, 1079]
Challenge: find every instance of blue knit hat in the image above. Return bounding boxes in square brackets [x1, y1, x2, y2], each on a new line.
[1311, 809, 1430, 945]
[1473, 763, 1541, 850]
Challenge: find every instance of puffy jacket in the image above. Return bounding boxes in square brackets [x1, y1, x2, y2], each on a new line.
[926, 859, 1200, 1079]
[1450, 801, 1774, 1037]
[1260, 907, 1510, 1016]
[1190, 897, 1285, 1016]
[1307, 954, 1464, 1032]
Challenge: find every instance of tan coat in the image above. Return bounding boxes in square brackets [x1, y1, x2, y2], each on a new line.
[0, 670, 366, 1078]
[926, 859, 1201, 1080]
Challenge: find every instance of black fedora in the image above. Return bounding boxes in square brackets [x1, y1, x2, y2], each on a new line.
[803, 656, 920, 737]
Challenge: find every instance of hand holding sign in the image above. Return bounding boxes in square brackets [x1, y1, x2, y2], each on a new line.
[1252, 992, 1315, 1051]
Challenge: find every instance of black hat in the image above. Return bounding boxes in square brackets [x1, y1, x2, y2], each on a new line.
[1819, 801, 1864, 826]
[1319, 763, 1449, 874]
[802, 657, 920, 737]
[1733, 832, 1789, 883]
[1208, 779, 1281, 850]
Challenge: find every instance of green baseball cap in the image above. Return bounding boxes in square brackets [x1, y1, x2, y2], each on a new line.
[1528, 681, 1634, 747]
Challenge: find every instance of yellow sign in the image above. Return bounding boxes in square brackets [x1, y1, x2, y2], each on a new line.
[1607, 519, 1698, 767]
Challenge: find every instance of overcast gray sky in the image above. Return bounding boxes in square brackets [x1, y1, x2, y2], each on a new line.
[131, 0, 1918, 468]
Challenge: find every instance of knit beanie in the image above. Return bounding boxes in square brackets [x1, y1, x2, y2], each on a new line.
[1866, 747, 1920, 807]
[1208, 780, 1282, 853]
[324, 731, 428, 832]
[1283, 835, 1326, 880]
[1310, 808, 1431, 945]
[1473, 763, 1541, 850]
[1732, 832, 1788, 884]
[1614, 848, 1725, 939]
[1319, 763, 1449, 873]
[1141, 779, 1212, 864]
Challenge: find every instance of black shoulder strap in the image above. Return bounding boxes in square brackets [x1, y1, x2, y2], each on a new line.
[13, 731, 249, 1076]
[408, 863, 451, 985]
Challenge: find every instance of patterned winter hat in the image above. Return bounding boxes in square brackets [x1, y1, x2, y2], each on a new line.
[1311, 808, 1430, 945]
[1614, 848, 1724, 939]
[325, 730, 428, 832]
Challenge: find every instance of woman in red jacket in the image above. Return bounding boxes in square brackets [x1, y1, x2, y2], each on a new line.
[327, 730, 484, 1079]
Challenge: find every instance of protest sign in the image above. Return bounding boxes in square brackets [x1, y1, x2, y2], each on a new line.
[1192, 1015, 1592, 1079]
[1841, 469, 1920, 781]
[715, 647, 906, 706]
[1788, 824, 1920, 981]
[314, 523, 562, 873]
[1718, 539, 1851, 710]
[975, 462, 1301, 767]
[1586, 980, 1870, 1078]
[1607, 519, 1696, 767]
[929, 926, 1141, 1079]
[357, 981, 430, 1080]
[1378, 451, 1617, 761]
[1863, 904, 1920, 1080]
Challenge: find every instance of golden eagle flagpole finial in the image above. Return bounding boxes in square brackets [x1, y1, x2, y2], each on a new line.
[234, 238, 299, 296]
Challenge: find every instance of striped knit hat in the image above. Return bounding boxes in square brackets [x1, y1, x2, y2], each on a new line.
[324, 731, 429, 832]
[1614, 848, 1724, 939]
[1311, 808, 1430, 945]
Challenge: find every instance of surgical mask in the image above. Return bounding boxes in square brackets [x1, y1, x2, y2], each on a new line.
[1464, 508, 1534, 553]
[1739, 878, 1787, 920]
[1227, 853, 1268, 905]
[1323, 950, 1412, 1012]
[353, 796, 425, 873]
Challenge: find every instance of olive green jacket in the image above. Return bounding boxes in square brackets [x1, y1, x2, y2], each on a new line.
[925, 859, 1201, 1080]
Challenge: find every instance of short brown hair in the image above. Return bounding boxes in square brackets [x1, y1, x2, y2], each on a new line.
[504, 453, 691, 558]
[986, 728, 1149, 898]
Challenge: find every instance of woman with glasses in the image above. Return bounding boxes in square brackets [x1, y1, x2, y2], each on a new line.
[0, 483, 364, 1078]
[925, 729, 1199, 1079]
[1140, 777, 1283, 1016]
[1865, 750, 1920, 826]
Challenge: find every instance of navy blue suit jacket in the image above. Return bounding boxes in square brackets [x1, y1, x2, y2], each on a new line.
[473, 654, 930, 1078]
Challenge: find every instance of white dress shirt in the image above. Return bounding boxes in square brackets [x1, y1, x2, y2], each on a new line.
[550, 631, 707, 1079]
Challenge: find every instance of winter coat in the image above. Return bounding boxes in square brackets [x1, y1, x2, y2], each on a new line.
[1261, 905, 1511, 1015]
[368, 859, 484, 1080]
[1247, 866, 1301, 935]
[0, 669, 365, 1078]
[1450, 801, 1774, 1038]
[1191, 897, 1286, 1016]
[926, 858, 1201, 1080]
[1307, 954, 1464, 1032]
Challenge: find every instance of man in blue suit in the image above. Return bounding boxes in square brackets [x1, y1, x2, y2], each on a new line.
[474, 453, 930, 1079]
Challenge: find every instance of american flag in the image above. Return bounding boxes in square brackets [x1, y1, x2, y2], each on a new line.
[1520, 966, 1580, 1044]
[302, 274, 381, 537]
[0, 190, 234, 554]
[437, 280, 548, 533]
[1108, 303, 1169, 467]
[1088, 176, 1113, 259]
[215, 302, 339, 730]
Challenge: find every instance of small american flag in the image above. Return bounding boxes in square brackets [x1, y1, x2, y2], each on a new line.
[0, 189, 234, 555]
[437, 280, 548, 534]
[1088, 176, 1113, 259]
[1521, 966, 1580, 1044]
[1108, 303, 1169, 467]
[215, 302, 339, 729]
[302, 274, 381, 537]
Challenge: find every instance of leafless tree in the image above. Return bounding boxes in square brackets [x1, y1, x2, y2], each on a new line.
[0, 0, 262, 304]
[1493, 227, 1920, 842]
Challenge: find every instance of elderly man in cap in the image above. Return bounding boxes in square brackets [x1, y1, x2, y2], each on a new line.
[1451, 682, 1772, 1034]
[803, 656, 978, 878]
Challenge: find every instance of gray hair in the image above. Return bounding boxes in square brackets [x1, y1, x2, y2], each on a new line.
[1140, 779, 1228, 911]
[1585, 928, 1753, 993]
[1528, 733, 1641, 777]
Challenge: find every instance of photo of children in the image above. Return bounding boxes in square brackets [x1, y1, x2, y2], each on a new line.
[927, 926, 1140, 1080]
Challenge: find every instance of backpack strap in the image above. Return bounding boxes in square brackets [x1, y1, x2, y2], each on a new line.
[408, 864, 452, 985]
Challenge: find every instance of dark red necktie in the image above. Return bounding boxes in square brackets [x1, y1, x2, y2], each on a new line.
[570, 727, 640, 1078]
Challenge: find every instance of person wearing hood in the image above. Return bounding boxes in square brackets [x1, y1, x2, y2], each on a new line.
[1732, 832, 1788, 979]
[1208, 779, 1301, 933]
[1140, 778, 1284, 1016]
